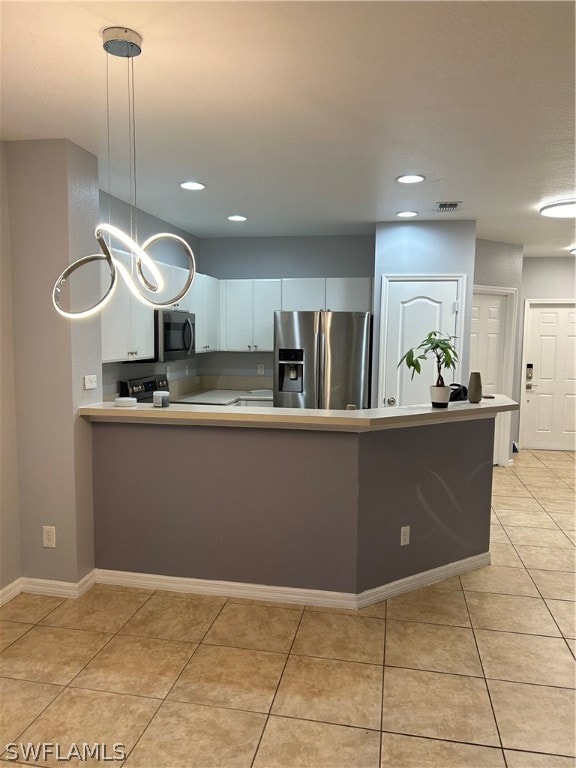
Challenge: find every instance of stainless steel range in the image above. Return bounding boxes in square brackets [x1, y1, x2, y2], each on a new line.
[119, 374, 169, 403]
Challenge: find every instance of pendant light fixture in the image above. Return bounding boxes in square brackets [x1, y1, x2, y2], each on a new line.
[52, 27, 195, 319]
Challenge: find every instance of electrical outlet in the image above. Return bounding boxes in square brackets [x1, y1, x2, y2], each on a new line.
[83, 374, 97, 390]
[257, 364, 265, 375]
[43, 526, 56, 548]
[400, 525, 410, 546]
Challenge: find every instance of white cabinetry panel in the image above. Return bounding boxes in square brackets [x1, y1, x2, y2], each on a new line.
[281, 278, 325, 311]
[101, 250, 154, 363]
[325, 277, 373, 312]
[220, 280, 254, 351]
[281, 277, 372, 312]
[188, 273, 220, 352]
[253, 280, 282, 351]
[220, 279, 280, 352]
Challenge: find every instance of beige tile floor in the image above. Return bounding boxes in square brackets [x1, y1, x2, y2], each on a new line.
[0, 449, 574, 767]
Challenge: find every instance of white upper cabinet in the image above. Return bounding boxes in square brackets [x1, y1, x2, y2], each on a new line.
[101, 250, 154, 363]
[220, 280, 254, 351]
[281, 277, 372, 312]
[151, 263, 191, 310]
[220, 279, 282, 351]
[188, 273, 219, 352]
[281, 278, 326, 311]
[325, 277, 373, 312]
[204, 275, 220, 351]
[253, 280, 282, 350]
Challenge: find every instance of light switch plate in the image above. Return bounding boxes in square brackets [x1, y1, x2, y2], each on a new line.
[83, 374, 98, 390]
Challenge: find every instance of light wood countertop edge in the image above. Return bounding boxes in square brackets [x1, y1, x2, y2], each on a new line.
[78, 396, 518, 433]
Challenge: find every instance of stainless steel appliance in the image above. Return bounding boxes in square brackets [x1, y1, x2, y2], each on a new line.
[119, 374, 169, 401]
[155, 310, 195, 362]
[273, 311, 371, 409]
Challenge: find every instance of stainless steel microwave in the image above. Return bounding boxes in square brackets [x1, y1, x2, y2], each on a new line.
[154, 310, 195, 362]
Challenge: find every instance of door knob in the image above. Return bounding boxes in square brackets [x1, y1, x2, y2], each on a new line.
[387, 397, 396, 405]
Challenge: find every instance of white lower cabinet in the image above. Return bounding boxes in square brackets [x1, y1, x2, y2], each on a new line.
[188, 273, 220, 352]
[101, 252, 155, 363]
[220, 279, 281, 351]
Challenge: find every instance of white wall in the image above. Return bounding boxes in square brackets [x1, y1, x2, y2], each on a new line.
[0, 142, 21, 589]
[6, 139, 101, 583]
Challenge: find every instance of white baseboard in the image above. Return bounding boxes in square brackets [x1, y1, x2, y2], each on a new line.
[0, 553, 491, 609]
[0, 571, 95, 605]
[356, 552, 491, 608]
[94, 568, 358, 609]
[0, 577, 25, 607]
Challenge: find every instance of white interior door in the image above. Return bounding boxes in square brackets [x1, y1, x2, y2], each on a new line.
[521, 302, 576, 450]
[471, 292, 507, 464]
[379, 277, 463, 407]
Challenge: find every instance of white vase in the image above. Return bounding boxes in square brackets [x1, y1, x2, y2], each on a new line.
[430, 385, 450, 408]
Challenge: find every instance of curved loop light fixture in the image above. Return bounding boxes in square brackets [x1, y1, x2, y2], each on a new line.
[52, 26, 195, 320]
[52, 226, 196, 319]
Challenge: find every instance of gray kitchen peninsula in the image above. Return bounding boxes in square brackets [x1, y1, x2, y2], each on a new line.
[80, 397, 517, 608]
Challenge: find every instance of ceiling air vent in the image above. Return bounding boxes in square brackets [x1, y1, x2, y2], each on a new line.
[435, 202, 461, 213]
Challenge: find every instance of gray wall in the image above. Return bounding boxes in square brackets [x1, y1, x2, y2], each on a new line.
[100, 192, 201, 269]
[5, 139, 101, 583]
[372, 220, 477, 404]
[197, 235, 375, 278]
[522, 257, 576, 300]
[0, 142, 21, 588]
[93, 418, 493, 593]
[474, 238, 524, 443]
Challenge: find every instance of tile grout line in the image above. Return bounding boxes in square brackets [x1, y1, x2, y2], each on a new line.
[116, 595, 230, 766]
[461, 584, 508, 766]
[499, 470, 575, 646]
[379, 599, 387, 766]
[249, 606, 307, 768]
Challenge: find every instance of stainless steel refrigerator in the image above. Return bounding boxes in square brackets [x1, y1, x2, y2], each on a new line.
[273, 311, 371, 409]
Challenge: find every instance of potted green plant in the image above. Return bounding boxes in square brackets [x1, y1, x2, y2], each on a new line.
[398, 331, 459, 408]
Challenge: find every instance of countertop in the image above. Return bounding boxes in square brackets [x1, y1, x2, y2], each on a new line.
[79, 395, 518, 433]
[173, 389, 273, 406]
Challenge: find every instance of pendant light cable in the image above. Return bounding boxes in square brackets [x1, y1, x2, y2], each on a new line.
[52, 26, 196, 319]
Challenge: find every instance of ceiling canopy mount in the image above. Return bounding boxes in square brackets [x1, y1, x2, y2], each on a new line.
[102, 27, 142, 58]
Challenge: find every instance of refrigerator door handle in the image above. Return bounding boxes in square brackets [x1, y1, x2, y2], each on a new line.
[317, 328, 326, 409]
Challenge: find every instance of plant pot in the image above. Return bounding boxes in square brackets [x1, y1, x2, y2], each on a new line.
[430, 385, 450, 408]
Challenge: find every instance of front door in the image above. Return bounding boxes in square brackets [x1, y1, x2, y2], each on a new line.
[521, 301, 576, 450]
[379, 277, 463, 407]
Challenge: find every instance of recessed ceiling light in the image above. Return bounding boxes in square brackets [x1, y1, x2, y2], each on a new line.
[539, 199, 576, 218]
[396, 211, 418, 218]
[228, 215, 247, 222]
[396, 174, 425, 184]
[180, 181, 206, 191]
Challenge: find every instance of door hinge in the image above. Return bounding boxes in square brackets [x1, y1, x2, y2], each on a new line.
[453, 301, 460, 313]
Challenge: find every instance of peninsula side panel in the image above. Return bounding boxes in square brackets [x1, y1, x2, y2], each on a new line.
[357, 419, 494, 592]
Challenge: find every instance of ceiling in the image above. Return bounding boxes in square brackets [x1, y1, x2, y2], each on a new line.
[1, 1, 574, 256]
